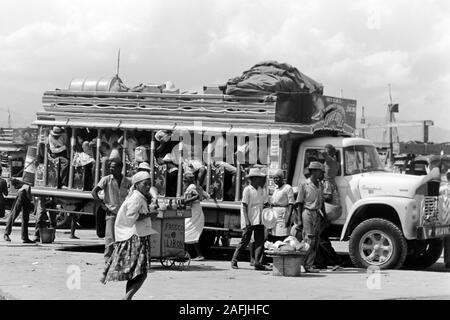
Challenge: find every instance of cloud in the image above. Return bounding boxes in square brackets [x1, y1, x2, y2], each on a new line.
[0, 0, 448, 140]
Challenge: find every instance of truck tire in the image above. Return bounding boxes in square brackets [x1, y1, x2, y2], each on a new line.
[403, 239, 443, 269]
[349, 218, 407, 269]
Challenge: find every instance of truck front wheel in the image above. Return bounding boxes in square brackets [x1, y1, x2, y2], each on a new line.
[403, 239, 443, 269]
[349, 218, 407, 269]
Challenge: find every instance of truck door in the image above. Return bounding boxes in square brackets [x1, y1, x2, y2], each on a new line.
[299, 147, 349, 224]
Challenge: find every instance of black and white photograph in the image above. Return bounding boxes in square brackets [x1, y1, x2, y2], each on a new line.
[0, 0, 449, 307]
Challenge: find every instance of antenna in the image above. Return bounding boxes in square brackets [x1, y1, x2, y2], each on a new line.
[7, 107, 11, 128]
[116, 48, 121, 78]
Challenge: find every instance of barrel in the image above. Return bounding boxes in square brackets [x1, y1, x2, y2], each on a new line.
[22, 146, 37, 186]
[68, 76, 123, 92]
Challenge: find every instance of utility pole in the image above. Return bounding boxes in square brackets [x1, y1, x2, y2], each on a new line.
[360, 106, 366, 139]
[116, 48, 121, 78]
[387, 84, 399, 164]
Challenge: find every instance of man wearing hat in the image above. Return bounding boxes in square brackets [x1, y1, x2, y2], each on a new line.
[92, 160, 132, 262]
[48, 126, 69, 187]
[137, 162, 151, 173]
[439, 168, 450, 268]
[295, 161, 329, 273]
[3, 179, 35, 243]
[231, 167, 269, 271]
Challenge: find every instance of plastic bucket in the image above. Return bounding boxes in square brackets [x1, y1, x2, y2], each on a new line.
[39, 227, 55, 244]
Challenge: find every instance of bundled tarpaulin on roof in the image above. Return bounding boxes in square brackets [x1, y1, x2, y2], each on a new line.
[225, 61, 324, 96]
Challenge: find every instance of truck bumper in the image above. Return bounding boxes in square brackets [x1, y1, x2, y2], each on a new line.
[417, 224, 450, 240]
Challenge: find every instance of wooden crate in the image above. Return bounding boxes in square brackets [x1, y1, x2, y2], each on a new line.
[150, 217, 186, 258]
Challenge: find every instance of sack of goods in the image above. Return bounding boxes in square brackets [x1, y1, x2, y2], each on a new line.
[264, 236, 310, 253]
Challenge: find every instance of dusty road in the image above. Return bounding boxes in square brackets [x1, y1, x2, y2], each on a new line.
[0, 226, 449, 300]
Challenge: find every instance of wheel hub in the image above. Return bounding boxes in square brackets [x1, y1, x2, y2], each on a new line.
[359, 230, 394, 266]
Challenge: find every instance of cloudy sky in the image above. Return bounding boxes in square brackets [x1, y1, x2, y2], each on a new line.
[0, 0, 449, 141]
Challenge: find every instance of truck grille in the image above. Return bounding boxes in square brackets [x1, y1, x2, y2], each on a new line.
[422, 196, 438, 224]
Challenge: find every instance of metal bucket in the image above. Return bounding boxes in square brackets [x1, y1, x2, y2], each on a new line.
[39, 227, 55, 244]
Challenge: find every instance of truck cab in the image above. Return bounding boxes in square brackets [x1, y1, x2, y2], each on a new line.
[292, 136, 448, 269]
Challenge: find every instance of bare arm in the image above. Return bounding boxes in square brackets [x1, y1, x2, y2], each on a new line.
[285, 204, 294, 227]
[91, 186, 107, 211]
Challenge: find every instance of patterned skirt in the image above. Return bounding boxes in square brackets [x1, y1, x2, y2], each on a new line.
[101, 234, 151, 284]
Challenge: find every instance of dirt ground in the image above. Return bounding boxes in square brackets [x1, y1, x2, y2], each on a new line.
[0, 226, 449, 300]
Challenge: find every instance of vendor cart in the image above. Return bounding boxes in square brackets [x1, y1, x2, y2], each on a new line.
[150, 198, 192, 269]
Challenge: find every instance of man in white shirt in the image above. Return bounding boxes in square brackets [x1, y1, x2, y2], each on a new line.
[231, 167, 269, 271]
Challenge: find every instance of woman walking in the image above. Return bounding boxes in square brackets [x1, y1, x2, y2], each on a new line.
[101, 171, 156, 300]
[183, 172, 207, 261]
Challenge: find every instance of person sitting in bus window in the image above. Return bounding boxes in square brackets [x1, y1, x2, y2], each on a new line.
[109, 139, 124, 162]
[126, 133, 138, 164]
[154, 130, 173, 162]
[204, 135, 236, 198]
[48, 126, 69, 187]
[72, 141, 96, 190]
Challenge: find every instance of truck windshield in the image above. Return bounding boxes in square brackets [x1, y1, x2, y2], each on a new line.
[344, 145, 385, 175]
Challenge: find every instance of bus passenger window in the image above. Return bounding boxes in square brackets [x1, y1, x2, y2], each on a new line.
[71, 128, 97, 191]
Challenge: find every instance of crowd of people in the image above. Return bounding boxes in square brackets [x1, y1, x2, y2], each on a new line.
[2, 129, 450, 299]
[231, 144, 343, 273]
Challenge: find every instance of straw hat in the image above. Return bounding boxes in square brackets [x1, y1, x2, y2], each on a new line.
[138, 162, 151, 171]
[308, 161, 324, 171]
[132, 171, 151, 185]
[246, 167, 266, 178]
[262, 208, 277, 229]
[155, 130, 171, 142]
[50, 126, 64, 136]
